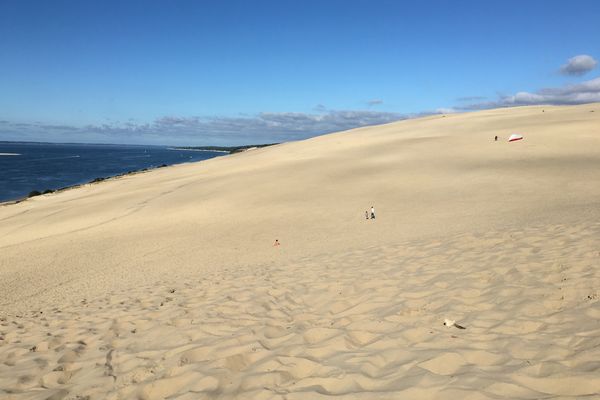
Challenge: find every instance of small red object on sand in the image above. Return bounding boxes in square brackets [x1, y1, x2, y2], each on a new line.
[508, 133, 524, 142]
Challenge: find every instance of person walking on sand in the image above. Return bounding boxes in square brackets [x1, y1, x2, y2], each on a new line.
[365, 210, 369, 220]
[370, 206, 375, 219]
[273, 239, 280, 246]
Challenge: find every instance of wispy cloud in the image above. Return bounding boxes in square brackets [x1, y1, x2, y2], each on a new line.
[0, 109, 408, 145]
[367, 99, 384, 106]
[456, 96, 487, 102]
[460, 76, 600, 109]
[7, 59, 599, 145]
[560, 55, 598, 76]
[435, 107, 459, 114]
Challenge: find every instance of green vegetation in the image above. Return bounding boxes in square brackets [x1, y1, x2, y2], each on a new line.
[175, 143, 278, 154]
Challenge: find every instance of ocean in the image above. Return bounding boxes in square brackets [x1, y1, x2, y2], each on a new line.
[0, 142, 225, 203]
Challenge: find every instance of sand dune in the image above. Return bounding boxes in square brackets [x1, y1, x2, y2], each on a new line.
[1, 103, 600, 399]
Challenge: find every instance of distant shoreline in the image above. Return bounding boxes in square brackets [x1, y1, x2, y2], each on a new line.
[0, 142, 279, 206]
[172, 143, 278, 154]
[167, 148, 229, 153]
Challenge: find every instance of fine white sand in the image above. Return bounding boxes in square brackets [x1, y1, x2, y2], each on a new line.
[1, 103, 599, 399]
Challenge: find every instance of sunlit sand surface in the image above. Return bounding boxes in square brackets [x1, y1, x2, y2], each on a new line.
[1, 103, 599, 399]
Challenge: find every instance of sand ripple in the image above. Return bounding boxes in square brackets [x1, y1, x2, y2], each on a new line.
[1, 221, 599, 399]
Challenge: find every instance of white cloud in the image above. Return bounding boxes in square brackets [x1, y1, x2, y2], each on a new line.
[462, 76, 600, 109]
[0, 109, 408, 145]
[560, 54, 597, 76]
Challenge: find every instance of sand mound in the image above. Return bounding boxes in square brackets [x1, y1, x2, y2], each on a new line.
[1, 103, 600, 398]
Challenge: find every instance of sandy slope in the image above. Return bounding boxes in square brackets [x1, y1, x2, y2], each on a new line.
[1, 103, 599, 399]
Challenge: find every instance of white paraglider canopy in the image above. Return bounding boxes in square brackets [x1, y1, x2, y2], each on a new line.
[508, 133, 523, 142]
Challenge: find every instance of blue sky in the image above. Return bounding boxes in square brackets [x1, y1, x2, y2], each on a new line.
[1, 0, 599, 145]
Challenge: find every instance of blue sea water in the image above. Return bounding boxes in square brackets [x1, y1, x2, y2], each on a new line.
[0, 142, 225, 203]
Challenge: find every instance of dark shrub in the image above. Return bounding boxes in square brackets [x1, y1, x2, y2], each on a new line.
[91, 177, 105, 183]
[43, 189, 54, 194]
[28, 190, 42, 197]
